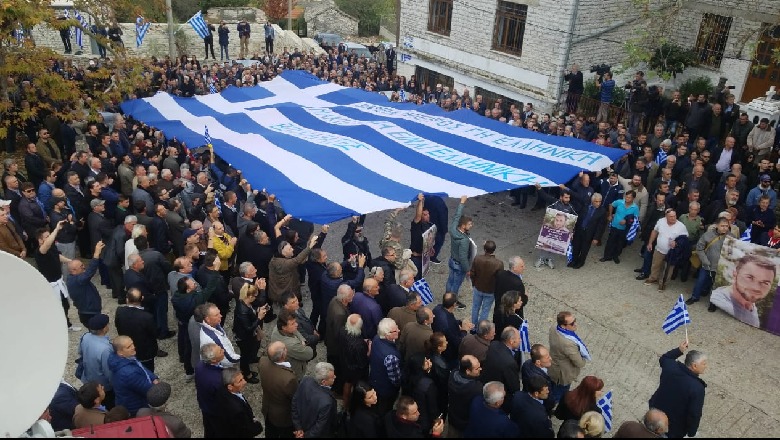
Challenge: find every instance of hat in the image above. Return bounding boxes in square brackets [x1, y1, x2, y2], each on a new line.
[146, 382, 171, 407]
[50, 196, 67, 206]
[760, 174, 772, 182]
[182, 229, 199, 241]
[86, 314, 109, 331]
[0, 199, 10, 208]
[90, 199, 105, 209]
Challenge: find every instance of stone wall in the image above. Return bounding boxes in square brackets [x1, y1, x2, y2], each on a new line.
[304, 0, 359, 37]
[398, 0, 573, 111]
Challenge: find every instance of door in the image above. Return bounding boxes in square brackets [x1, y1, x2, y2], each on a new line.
[743, 26, 780, 102]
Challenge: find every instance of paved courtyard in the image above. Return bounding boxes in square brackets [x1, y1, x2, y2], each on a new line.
[61, 191, 780, 437]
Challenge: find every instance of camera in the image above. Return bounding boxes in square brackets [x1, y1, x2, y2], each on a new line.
[590, 63, 611, 81]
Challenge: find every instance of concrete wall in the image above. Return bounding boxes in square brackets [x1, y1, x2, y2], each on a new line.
[304, 0, 359, 37]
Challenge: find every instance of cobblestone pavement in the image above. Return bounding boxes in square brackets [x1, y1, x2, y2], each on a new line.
[61, 192, 780, 437]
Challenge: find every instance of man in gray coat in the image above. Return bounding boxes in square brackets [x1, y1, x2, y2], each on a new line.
[292, 362, 338, 438]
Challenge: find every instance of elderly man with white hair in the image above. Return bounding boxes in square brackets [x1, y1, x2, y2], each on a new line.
[463, 381, 519, 437]
[369, 317, 402, 415]
[291, 362, 338, 438]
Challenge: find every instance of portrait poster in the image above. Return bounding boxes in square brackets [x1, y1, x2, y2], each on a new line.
[712, 236, 780, 334]
[535, 208, 577, 256]
[422, 224, 437, 276]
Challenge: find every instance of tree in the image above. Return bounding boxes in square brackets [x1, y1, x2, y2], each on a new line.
[263, 0, 289, 21]
[0, 0, 157, 142]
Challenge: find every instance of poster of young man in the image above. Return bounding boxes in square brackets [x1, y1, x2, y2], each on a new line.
[712, 236, 780, 332]
[535, 208, 577, 256]
[421, 224, 437, 276]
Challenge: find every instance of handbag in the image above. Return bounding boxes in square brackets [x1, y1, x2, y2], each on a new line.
[690, 235, 722, 269]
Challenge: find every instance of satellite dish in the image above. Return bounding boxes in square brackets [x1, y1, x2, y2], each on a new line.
[0, 251, 68, 437]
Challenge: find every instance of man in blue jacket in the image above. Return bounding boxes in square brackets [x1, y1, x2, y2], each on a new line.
[649, 340, 707, 438]
[463, 381, 520, 438]
[67, 241, 105, 326]
[108, 335, 159, 416]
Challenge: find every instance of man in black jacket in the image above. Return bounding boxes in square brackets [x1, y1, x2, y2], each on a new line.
[510, 375, 554, 438]
[521, 343, 555, 415]
[480, 327, 522, 411]
[291, 362, 338, 438]
[432, 293, 474, 367]
[649, 341, 707, 438]
[24, 143, 46, 188]
[214, 367, 264, 438]
[493, 256, 527, 321]
[196, 253, 231, 326]
[569, 194, 606, 269]
[115, 288, 162, 371]
[136, 236, 175, 340]
[446, 355, 483, 437]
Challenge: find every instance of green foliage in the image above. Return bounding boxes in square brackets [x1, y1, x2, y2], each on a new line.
[678, 76, 714, 100]
[583, 79, 626, 106]
[335, 0, 393, 36]
[648, 42, 699, 80]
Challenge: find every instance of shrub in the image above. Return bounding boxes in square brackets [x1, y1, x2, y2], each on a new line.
[583, 79, 627, 106]
[678, 76, 714, 100]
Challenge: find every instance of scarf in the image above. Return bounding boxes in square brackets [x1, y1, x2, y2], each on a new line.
[200, 323, 240, 363]
[557, 326, 591, 361]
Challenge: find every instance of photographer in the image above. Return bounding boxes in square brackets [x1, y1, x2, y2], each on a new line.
[564, 64, 584, 114]
[628, 80, 648, 136]
[595, 71, 616, 123]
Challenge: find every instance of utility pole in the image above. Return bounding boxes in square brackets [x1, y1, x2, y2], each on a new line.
[288, 0, 293, 32]
[166, 0, 175, 57]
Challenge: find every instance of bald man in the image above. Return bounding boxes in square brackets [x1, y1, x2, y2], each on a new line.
[350, 278, 383, 339]
[613, 408, 669, 438]
[108, 335, 159, 416]
[259, 341, 298, 438]
[67, 240, 106, 326]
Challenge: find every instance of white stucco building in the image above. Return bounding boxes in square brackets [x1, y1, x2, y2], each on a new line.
[398, 0, 780, 111]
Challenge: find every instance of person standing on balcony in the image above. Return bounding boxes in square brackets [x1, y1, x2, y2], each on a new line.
[596, 72, 616, 123]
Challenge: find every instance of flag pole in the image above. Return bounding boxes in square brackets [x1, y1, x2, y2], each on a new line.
[684, 324, 689, 345]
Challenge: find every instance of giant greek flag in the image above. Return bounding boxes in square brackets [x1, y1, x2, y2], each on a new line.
[121, 71, 627, 223]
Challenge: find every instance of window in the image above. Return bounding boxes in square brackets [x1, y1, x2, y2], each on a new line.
[475, 87, 522, 115]
[492, 1, 528, 56]
[415, 66, 454, 91]
[694, 13, 733, 68]
[428, 0, 454, 35]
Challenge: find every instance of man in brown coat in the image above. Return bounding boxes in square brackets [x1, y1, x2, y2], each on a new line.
[470, 240, 504, 325]
[548, 311, 589, 404]
[36, 127, 62, 168]
[458, 319, 495, 363]
[259, 341, 299, 438]
[398, 307, 433, 361]
[268, 232, 317, 304]
[388, 290, 422, 335]
[0, 202, 26, 257]
[613, 408, 669, 438]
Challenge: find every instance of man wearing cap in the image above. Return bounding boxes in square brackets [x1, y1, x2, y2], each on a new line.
[137, 382, 192, 438]
[746, 174, 777, 210]
[0, 201, 26, 258]
[79, 314, 116, 409]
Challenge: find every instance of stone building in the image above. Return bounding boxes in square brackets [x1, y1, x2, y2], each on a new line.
[398, 0, 780, 111]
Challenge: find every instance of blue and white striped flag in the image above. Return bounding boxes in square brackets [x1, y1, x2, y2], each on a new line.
[63, 10, 72, 38]
[72, 10, 88, 49]
[626, 219, 640, 243]
[519, 319, 531, 353]
[14, 24, 25, 44]
[399, 88, 406, 102]
[400, 53, 412, 63]
[120, 71, 626, 223]
[740, 224, 752, 242]
[662, 294, 691, 334]
[656, 149, 667, 165]
[187, 11, 210, 39]
[205, 125, 212, 147]
[136, 16, 151, 48]
[596, 390, 614, 431]
[566, 241, 573, 264]
[410, 278, 434, 306]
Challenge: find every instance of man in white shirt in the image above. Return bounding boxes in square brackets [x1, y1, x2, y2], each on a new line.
[710, 254, 776, 327]
[643, 209, 688, 290]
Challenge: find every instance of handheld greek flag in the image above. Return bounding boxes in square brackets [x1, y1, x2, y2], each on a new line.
[410, 278, 434, 306]
[399, 88, 406, 102]
[400, 53, 412, 63]
[136, 16, 151, 48]
[656, 149, 667, 165]
[662, 294, 691, 334]
[741, 225, 752, 242]
[566, 241, 573, 264]
[204, 125, 212, 147]
[519, 319, 531, 353]
[188, 11, 210, 39]
[626, 219, 640, 244]
[72, 10, 88, 49]
[209, 80, 218, 94]
[596, 390, 614, 432]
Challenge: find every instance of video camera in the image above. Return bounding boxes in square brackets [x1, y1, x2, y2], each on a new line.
[590, 64, 611, 82]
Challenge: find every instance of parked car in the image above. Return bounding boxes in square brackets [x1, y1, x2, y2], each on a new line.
[313, 33, 343, 50]
[342, 42, 372, 59]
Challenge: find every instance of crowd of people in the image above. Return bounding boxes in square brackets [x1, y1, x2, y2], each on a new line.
[1, 48, 779, 439]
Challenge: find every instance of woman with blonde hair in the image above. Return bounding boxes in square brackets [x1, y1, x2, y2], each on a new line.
[233, 281, 268, 384]
[579, 411, 605, 438]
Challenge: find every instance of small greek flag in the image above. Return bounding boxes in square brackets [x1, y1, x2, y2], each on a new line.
[662, 294, 691, 334]
[656, 149, 668, 165]
[566, 241, 573, 264]
[740, 225, 752, 242]
[399, 88, 406, 102]
[136, 16, 151, 48]
[209, 81, 218, 94]
[626, 219, 640, 243]
[73, 10, 88, 49]
[400, 53, 412, 63]
[410, 278, 434, 306]
[402, 36, 414, 49]
[187, 11, 210, 39]
[596, 390, 614, 431]
[519, 319, 531, 353]
[205, 125, 212, 147]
